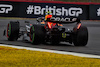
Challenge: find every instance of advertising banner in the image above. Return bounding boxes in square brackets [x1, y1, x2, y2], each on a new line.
[89, 5, 100, 20]
[0, 1, 21, 17]
[0, 1, 89, 20]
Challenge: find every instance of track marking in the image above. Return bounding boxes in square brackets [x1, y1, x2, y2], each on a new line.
[0, 44, 100, 59]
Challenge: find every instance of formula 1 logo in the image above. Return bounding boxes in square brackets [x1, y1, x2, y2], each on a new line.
[97, 8, 100, 16]
[0, 4, 13, 14]
[26, 5, 83, 17]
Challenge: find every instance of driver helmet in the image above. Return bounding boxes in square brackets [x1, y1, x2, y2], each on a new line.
[45, 12, 52, 21]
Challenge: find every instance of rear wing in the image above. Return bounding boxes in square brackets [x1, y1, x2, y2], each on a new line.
[37, 17, 80, 24]
[48, 17, 80, 24]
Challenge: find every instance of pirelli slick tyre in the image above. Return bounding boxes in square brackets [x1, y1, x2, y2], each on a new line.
[7, 21, 19, 41]
[73, 25, 88, 46]
[30, 25, 45, 44]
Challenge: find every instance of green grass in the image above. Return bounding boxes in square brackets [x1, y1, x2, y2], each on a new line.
[0, 46, 100, 67]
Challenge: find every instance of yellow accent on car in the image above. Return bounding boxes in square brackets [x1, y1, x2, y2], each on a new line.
[62, 33, 67, 38]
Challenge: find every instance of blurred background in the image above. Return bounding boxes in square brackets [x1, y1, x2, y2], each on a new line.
[1, 0, 100, 2]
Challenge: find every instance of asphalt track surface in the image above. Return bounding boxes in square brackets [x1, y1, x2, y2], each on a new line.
[0, 18, 100, 55]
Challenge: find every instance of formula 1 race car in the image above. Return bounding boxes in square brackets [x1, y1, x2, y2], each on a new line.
[4, 17, 88, 46]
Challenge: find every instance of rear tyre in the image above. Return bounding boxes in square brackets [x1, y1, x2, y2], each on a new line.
[7, 21, 19, 41]
[73, 25, 88, 46]
[30, 24, 45, 44]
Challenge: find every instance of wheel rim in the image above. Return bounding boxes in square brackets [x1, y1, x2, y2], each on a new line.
[30, 26, 35, 43]
[7, 23, 11, 38]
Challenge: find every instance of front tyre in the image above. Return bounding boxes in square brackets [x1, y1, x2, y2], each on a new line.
[7, 21, 19, 41]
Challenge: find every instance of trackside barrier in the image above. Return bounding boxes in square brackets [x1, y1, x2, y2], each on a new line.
[0, 1, 100, 20]
[89, 5, 100, 20]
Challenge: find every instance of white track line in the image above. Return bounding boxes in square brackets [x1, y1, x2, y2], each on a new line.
[0, 44, 100, 59]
